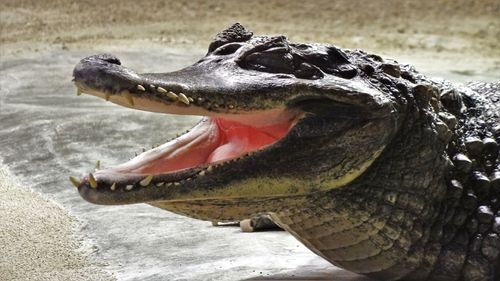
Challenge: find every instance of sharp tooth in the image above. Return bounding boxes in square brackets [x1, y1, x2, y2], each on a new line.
[76, 89, 82, 96]
[167, 91, 178, 100]
[206, 165, 213, 172]
[198, 170, 206, 176]
[122, 91, 134, 106]
[166, 182, 173, 187]
[110, 183, 116, 191]
[140, 175, 154, 186]
[188, 97, 194, 103]
[137, 85, 146, 91]
[69, 176, 81, 188]
[157, 87, 167, 93]
[125, 185, 134, 191]
[156, 182, 165, 187]
[178, 93, 190, 105]
[88, 173, 98, 189]
[228, 105, 234, 109]
[149, 84, 155, 89]
[95, 160, 101, 170]
[174, 182, 180, 186]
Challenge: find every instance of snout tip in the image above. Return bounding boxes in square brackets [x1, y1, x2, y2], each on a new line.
[73, 53, 140, 92]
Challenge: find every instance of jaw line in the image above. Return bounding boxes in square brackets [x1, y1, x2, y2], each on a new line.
[75, 81, 300, 126]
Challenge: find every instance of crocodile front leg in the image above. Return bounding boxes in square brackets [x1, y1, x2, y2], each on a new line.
[240, 214, 282, 232]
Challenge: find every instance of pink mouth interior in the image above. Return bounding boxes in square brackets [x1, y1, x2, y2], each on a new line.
[106, 111, 298, 175]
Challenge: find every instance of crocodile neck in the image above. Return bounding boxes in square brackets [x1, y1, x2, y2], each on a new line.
[273, 82, 500, 281]
[271, 95, 449, 280]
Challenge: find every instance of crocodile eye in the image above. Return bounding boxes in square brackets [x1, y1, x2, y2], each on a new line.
[212, 43, 244, 56]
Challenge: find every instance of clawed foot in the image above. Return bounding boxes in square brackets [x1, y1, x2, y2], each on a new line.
[211, 214, 282, 232]
[240, 214, 282, 232]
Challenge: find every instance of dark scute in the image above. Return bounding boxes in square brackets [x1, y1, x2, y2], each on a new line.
[440, 89, 463, 115]
[326, 46, 351, 64]
[366, 54, 383, 62]
[461, 91, 476, 108]
[94, 53, 121, 65]
[483, 138, 499, 157]
[291, 47, 330, 71]
[413, 84, 434, 103]
[337, 65, 358, 79]
[493, 217, 500, 234]
[237, 36, 295, 74]
[294, 62, 324, 79]
[493, 125, 500, 138]
[240, 35, 290, 58]
[481, 233, 499, 261]
[208, 23, 253, 53]
[212, 43, 244, 56]
[290, 45, 352, 77]
[438, 112, 457, 130]
[477, 205, 494, 224]
[381, 63, 401, 78]
[447, 179, 464, 199]
[452, 153, 472, 173]
[359, 63, 375, 76]
[244, 52, 294, 74]
[465, 137, 484, 156]
[491, 172, 500, 191]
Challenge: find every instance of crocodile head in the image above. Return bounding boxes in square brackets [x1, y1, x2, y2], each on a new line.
[72, 23, 399, 220]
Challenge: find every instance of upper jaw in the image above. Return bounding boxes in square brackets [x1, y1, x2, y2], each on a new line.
[73, 52, 392, 119]
[73, 53, 289, 115]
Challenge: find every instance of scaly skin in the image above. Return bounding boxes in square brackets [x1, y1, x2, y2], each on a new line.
[71, 24, 499, 280]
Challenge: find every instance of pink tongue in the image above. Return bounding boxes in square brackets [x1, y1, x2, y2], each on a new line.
[112, 117, 294, 175]
[207, 118, 289, 163]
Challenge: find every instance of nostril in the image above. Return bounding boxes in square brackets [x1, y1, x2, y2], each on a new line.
[74, 53, 140, 92]
[93, 54, 121, 65]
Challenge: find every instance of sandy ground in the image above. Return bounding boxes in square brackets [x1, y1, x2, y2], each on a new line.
[1, 0, 499, 57]
[0, 166, 113, 281]
[0, 1, 499, 280]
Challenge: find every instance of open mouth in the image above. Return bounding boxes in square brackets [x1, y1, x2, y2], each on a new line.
[71, 65, 302, 201]
[111, 114, 298, 175]
[91, 103, 301, 182]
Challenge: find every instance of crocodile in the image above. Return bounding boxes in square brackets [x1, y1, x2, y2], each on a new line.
[71, 23, 500, 281]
